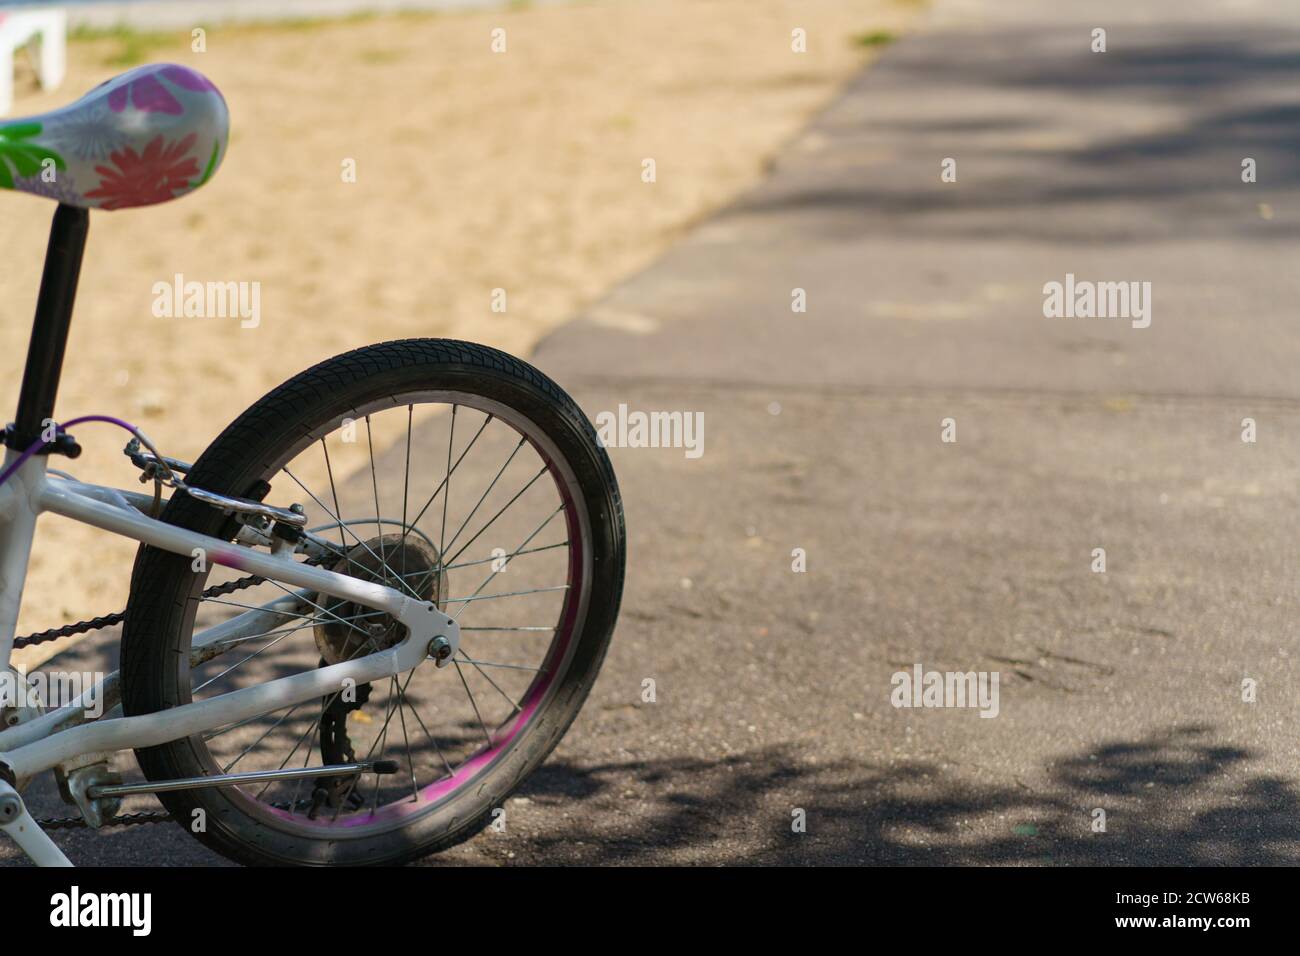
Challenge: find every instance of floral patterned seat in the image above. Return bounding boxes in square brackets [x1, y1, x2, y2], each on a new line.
[0, 63, 227, 210]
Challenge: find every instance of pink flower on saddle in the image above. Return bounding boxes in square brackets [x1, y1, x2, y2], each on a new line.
[106, 65, 218, 116]
[160, 65, 219, 93]
[83, 133, 200, 210]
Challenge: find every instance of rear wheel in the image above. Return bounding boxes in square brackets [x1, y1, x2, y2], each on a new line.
[121, 339, 625, 865]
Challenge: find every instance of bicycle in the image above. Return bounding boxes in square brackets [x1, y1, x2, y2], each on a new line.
[0, 63, 625, 866]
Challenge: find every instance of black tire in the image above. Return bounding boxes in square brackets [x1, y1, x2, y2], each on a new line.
[121, 339, 625, 866]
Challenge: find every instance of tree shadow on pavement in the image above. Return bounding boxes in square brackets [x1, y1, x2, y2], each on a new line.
[518, 725, 1300, 865]
[728, 27, 1300, 245]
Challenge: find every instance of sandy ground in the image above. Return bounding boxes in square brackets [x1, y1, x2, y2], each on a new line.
[2, 0, 916, 660]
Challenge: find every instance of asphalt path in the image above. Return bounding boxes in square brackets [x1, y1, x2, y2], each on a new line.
[5, 0, 1299, 865]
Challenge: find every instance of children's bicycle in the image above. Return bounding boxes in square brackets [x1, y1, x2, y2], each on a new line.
[0, 64, 625, 866]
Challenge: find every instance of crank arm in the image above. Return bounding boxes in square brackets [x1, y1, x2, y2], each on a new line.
[0, 779, 72, 866]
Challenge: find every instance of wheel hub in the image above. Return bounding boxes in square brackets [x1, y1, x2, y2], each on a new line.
[313, 533, 446, 665]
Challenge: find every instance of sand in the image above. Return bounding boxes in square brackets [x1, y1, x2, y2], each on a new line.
[1, 0, 916, 662]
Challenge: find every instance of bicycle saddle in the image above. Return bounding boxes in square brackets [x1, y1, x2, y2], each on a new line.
[0, 63, 228, 210]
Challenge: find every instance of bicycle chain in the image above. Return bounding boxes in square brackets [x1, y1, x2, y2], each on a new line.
[20, 574, 267, 828]
[13, 572, 268, 649]
[23, 570, 265, 830]
[37, 810, 174, 830]
[14, 611, 129, 648]
[21, 552, 345, 829]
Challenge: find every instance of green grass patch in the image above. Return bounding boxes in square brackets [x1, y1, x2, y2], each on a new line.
[258, 11, 382, 32]
[69, 9, 438, 64]
[255, 10, 437, 32]
[853, 30, 898, 48]
[69, 24, 180, 67]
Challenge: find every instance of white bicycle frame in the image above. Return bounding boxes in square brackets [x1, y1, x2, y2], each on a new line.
[0, 447, 462, 866]
[0, 189, 471, 868]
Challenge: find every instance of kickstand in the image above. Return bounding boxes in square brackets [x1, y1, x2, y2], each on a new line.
[0, 780, 73, 867]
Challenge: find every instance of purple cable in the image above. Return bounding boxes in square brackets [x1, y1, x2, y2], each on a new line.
[0, 415, 142, 489]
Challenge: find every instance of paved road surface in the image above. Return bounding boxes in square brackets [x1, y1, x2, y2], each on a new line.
[5, 0, 1299, 865]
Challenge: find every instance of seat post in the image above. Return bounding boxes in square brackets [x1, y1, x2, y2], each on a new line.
[7, 203, 89, 450]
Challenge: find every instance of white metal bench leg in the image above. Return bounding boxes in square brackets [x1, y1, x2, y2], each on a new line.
[0, 11, 67, 115]
[0, 47, 12, 117]
[0, 779, 73, 867]
[37, 12, 66, 91]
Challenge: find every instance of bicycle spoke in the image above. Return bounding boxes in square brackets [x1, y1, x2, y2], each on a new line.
[321, 438, 347, 553]
[175, 392, 586, 832]
[194, 610, 386, 692]
[404, 408, 490, 538]
[457, 657, 544, 674]
[223, 703, 304, 773]
[202, 597, 319, 624]
[261, 578, 375, 639]
[439, 405, 456, 568]
[395, 680, 420, 802]
[443, 466, 549, 569]
[456, 651, 523, 714]
[193, 628, 297, 694]
[406, 692, 456, 779]
[447, 506, 564, 619]
[287, 696, 327, 815]
[365, 415, 388, 575]
[330, 670, 415, 820]
[400, 404, 413, 575]
[445, 585, 570, 607]
[203, 699, 299, 742]
[442, 540, 568, 571]
[454, 660, 494, 749]
[263, 626, 387, 785]
[441, 436, 525, 558]
[282, 466, 424, 601]
[367, 678, 399, 817]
